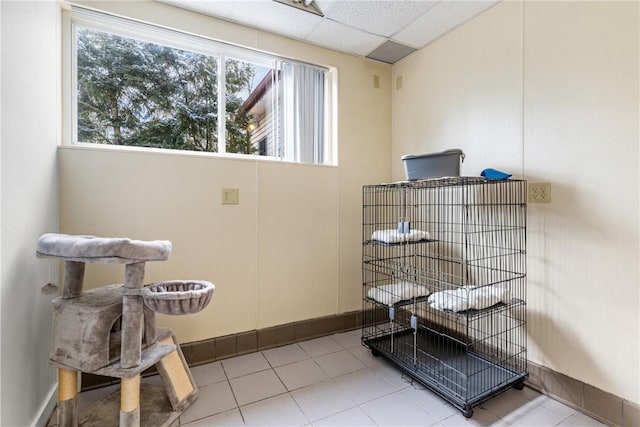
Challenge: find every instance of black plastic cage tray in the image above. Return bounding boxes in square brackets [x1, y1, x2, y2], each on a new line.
[363, 328, 527, 417]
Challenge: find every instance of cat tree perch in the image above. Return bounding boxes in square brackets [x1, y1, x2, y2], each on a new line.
[37, 233, 215, 427]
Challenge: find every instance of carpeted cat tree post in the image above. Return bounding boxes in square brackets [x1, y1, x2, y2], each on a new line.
[37, 234, 215, 427]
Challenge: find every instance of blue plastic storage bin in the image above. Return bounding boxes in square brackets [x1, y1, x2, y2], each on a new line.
[401, 149, 465, 180]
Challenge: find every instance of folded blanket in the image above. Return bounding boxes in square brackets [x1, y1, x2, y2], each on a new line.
[371, 229, 431, 244]
[428, 286, 512, 312]
[367, 281, 431, 306]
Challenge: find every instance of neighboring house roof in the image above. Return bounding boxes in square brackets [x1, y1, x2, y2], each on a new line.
[240, 70, 274, 113]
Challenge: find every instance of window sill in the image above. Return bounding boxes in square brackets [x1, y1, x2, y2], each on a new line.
[58, 143, 338, 168]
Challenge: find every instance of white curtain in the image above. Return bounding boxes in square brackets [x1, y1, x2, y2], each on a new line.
[276, 60, 326, 163]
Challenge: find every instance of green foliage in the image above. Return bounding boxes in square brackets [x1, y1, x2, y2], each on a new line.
[225, 59, 256, 154]
[76, 28, 257, 154]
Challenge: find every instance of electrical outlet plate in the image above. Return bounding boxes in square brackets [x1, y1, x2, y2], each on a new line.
[222, 188, 239, 205]
[528, 183, 551, 203]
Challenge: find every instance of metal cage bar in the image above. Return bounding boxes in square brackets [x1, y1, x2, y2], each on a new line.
[362, 177, 527, 418]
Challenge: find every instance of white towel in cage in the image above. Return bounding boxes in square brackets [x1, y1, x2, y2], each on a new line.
[428, 285, 512, 312]
[367, 281, 431, 306]
[371, 229, 431, 244]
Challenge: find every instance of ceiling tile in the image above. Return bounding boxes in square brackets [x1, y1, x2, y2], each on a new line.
[163, 0, 323, 40]
[318, 0, 437, 37]
[161, 0, 501, 59]
[393, 1, 499, 48]
[305, 19, 386, 56]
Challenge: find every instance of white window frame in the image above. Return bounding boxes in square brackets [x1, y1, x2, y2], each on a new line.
[62, 7, 336, 165]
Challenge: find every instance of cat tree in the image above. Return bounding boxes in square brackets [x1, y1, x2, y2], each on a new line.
[37, 233, 215, 427]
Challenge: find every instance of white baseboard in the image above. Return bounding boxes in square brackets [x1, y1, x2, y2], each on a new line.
[30, 384, 57, 427]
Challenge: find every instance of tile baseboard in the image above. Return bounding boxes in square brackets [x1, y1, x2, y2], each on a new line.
[81, 310, 363, 390]
[182, 310, 363, 366]
[526, 361, 639, 427]
[80, 312, 639, 427]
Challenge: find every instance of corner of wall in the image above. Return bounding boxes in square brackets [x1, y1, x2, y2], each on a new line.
[29, 385, 57, 427]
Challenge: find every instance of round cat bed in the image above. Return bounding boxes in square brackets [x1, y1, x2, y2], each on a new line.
[143, 280, 214, 315]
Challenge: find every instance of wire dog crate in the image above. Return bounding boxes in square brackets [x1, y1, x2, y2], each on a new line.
[362, 177, 527, 418]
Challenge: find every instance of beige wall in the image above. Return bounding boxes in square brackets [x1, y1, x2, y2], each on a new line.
[1, 1, 60, 425]
[59, 2, 391, 342]
[392, 1, 524, 179]
[392, 0, 639, 404]
[57, 0, 639, 409]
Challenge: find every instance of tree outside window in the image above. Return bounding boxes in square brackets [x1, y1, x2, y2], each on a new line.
[71, 13, 331, 165]
[77, 28, 261, 154]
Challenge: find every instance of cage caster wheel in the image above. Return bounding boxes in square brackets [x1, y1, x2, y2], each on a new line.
[463, 408, 473, 419]
[513, 381, 525, 390]
[370, 348, 381, 357]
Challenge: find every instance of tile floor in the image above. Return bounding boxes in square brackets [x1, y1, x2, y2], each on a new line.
[52, 329, 607, 426]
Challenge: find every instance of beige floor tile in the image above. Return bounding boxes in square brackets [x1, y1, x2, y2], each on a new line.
[222, 352, 271, 379]
[291, 380, 356, 422]
[312, 407, 376, 426]
[48, 345, 607, 427]
[333, 369, 398, 405]
[190, 361, 227, 386]
[262, 344, 309, 367]
[348, 345, 384, 368]
[298, 336, 343, 357]
[556, 411, 607, 426]
[410, 385, 459, 421]
[314, 350, 366, 378]
[494, 388, 578, 426]
[229, 369, 287, 406]
[482, 386, 546, 419]
[180, 382, 237, 424]
[330, 330, 362, 349]
[359, 389, 439, 426]
[241, 393, 308, 426]
[348, 346, 412, 389]
[182, 408, 245, 426]
[439, 407, 509, 426]
[275, 358, 329, 391]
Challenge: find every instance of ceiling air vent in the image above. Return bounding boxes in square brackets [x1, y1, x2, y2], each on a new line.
[366, 40, 416, 64]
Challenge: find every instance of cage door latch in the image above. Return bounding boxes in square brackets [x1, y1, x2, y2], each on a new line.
[410, 315, 418, 330]
[397, 221, 410, 234]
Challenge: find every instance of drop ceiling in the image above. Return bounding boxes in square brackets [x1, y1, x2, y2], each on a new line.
[160, 0, 499, 64]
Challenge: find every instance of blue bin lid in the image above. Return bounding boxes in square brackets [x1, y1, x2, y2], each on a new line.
[481, 168, 512, 180]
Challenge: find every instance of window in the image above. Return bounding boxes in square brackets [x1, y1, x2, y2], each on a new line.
[66, 8, 334, 165]
[258, 137, 268, 156]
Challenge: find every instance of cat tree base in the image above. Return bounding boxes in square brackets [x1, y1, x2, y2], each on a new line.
[77, 384, 180, 427]
[37, 233, 214, 427]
